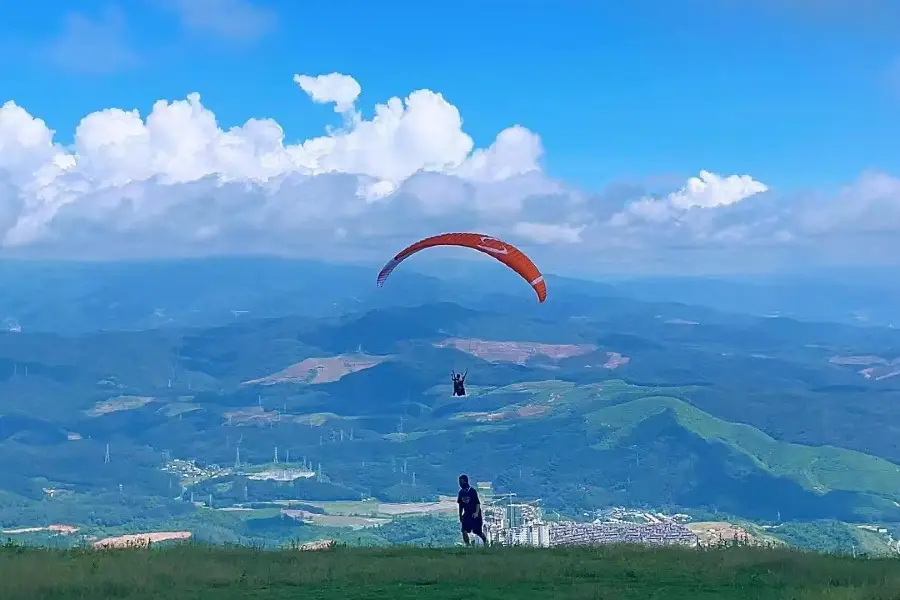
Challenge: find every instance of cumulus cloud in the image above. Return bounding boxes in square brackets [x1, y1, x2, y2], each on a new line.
[0, 71, 895, 273]
[293, 73, 361, 114]
[0, 73, 548, 255]
[610, 171, 769, 226]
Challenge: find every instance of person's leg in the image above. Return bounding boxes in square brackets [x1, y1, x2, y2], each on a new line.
[474, 521, 488, 545]
[461, 521, 471, 545]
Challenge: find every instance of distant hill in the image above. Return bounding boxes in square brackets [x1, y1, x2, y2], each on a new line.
[2, 292, 900, 529]
[6, 257, 900, 335]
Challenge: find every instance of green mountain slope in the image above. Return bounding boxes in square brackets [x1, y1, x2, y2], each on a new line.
[583, 390, 900, 500]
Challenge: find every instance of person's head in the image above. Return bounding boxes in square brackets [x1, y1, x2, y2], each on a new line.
[458, 474, 469, 489]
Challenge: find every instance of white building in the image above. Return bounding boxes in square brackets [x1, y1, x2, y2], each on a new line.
[483, 498, 549, 547]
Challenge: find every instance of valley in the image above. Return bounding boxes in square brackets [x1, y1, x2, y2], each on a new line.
[1, 260, 900, 555]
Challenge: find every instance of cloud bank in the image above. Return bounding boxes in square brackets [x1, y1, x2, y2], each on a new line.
[0, 72, 895, 274]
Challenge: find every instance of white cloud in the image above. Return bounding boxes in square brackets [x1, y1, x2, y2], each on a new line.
[793, 171, 900, 236]
[41, 7, 139, 75]
[161, 0, 276, 42]
[0, 71, 896, 273]
[293, 73, 361, 114]
[513, 222, 585, 245]
[0, 73, 545, 253]
[610, 170, 770, 226]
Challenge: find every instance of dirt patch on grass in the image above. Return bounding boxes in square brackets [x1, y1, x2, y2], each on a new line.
[517, 404, 550, 417]
[459, 403, 550, 422]
[281, 510, 390, 529]
[2, 524, 78, 535]
[223, 406, 282, 426]
[85, 396, 155, 417]
[603, 352, 630, 369]
[829, 355, 900, 380]
[243, 354, 388, 385]
[375, 500, 458, 515]
[92, 531, 191, 549]
[862, 367, 900, 381]
[436, 338, 596, 365]
[664, 318, 699, 325]
[160, 403, 202, 417]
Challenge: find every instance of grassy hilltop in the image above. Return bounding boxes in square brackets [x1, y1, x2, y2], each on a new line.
[2, 543, 900, 600]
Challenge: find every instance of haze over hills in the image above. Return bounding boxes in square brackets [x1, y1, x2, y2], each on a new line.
[1, 258, 900, 548]
[3, 257, 900, 334]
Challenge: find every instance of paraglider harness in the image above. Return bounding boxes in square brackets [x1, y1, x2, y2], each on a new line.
[451, 369, 467, 397]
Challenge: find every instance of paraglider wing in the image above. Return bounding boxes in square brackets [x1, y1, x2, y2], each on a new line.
[376, 232, 547, 302]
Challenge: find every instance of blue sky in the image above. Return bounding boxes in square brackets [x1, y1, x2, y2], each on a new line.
[0, 0, 898, 274]
[2, 0, 896, 192]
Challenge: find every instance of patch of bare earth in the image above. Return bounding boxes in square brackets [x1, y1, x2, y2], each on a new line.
[687, 522, 761, 546]
[281, 510, 389, 529]
[243, 353, 388, 385]
[517, 404, 550, 417]
[580, 351, 630, 370]
[864, 367, 900, 381]
[85, 395, 155, 417]
[460, 403, 550, 423]
[247, 468, 315, 482]
[435, 338, 596, 365]
[2, 524, 78, 535]
[296, 539, 336, 551]
[603, 352, 630, 369]
[223, 406, 282, 426]
[375, 500, 458, 515]
[92, 531, 191, 549]
[829, 355, 900, 380]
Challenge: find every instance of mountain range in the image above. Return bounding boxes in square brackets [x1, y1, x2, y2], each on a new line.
[1, 257, 900, 538]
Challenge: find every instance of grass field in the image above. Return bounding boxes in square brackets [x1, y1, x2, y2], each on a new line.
[2, 542, 900, 599]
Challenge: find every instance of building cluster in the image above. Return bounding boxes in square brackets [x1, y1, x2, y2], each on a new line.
[479, 485, 698, 549]
[483, 500, 551, 547]
[549, 520, 697, 547]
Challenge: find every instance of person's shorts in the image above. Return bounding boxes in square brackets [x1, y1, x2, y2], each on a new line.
[461, 515, 484, 535]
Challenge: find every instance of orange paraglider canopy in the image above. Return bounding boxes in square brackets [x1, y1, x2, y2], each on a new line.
[376, 232, 547, 303]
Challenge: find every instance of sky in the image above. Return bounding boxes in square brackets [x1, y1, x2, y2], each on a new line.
[0, 0, 898, 276]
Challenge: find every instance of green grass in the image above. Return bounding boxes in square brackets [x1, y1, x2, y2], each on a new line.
[585, 395, 900, 498]
[2, 543, 900, 599]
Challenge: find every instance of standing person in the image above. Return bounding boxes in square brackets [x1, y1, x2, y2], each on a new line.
[457, 474, 488, 546]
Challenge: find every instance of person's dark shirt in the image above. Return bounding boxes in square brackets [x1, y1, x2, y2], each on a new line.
[457, 486, 480, 517]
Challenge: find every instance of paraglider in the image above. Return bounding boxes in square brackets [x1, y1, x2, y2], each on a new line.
[451, 369, 467, 397]
[377, 232, 547, 397]
[375, 232, 547, 303]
